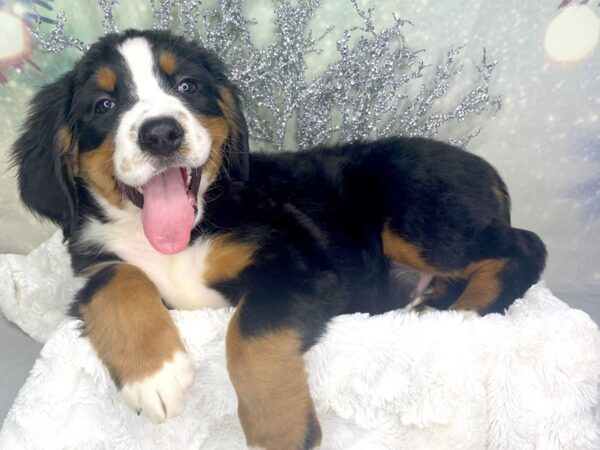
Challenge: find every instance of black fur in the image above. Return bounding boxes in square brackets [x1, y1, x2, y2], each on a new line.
[70, 265, 116, 317]
[11, 74, 78, 237]
[197, 138, 547, 342]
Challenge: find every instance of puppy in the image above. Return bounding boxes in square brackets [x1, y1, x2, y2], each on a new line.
[12, 29, 546, 450]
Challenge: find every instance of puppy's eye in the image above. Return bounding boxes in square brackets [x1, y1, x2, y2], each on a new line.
[177, 79, 198, 95]
[95, 98, 116, 114]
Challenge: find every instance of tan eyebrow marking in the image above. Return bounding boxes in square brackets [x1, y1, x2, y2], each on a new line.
[159, 52, 178, 76]
[95, 66, 117, 92]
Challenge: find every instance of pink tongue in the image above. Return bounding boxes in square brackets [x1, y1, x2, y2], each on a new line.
[142, 168, 195, 254]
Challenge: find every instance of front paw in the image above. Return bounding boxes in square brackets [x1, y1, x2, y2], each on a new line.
[120, 350, 195, 422]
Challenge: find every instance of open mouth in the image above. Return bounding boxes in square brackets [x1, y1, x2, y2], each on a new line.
[120, 167, 202, 255]
[121, 167, 201, 210]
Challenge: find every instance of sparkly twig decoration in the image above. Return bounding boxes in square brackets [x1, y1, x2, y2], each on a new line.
[29, 0, 501, 151]
[30, 9, 89, 53]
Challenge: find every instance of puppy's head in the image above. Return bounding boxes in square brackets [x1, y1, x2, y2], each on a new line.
[12, 29, 248, 253]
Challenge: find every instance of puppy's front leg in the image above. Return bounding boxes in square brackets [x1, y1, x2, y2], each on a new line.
[73, 263, 194, 422]
[226, 291, 324, 450]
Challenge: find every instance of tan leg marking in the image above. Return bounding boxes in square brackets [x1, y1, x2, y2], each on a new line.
[382, 224, 460, 275]
[203, 234, 257, 285]
[79, 138, 123, 208]
[449, 259, 506, 311]
[382, 224, 507, 312]
[80, 264, 185, 384]
[226, 305, 321, 450]
[95, 66, 117, 92]
[80, 264, 193, 422]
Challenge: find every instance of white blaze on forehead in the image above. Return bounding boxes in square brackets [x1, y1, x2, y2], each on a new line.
[119, 37, 164, 99]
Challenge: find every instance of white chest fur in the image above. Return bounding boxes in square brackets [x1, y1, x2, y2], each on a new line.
[79, 208, 229, 310]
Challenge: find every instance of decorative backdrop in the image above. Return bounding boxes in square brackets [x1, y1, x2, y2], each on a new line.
[0, 0, 598, 313]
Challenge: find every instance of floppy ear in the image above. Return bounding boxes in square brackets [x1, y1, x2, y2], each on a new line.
[217, 83, 250, 181]
[184, 40, 250, 181]
[11, 73, 78, 238]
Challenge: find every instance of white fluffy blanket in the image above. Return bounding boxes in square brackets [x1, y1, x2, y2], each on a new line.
[1, 232, 599, 449]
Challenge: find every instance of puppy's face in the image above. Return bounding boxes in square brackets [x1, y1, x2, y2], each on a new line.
[13, 30, 249, 254]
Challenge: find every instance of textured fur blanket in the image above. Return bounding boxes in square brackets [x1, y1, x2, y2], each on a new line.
[1, 232, 599, 449]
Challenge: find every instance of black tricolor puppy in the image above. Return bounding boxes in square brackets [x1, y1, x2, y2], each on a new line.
[12, 29, 546, 450]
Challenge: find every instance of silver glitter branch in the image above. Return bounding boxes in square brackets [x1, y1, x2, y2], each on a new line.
[98, 0, 120, 34]
[151, 0, 203, 36]
[397, 47, 502, 147]
[30, 9, 89, 53]
[28, 0, 501, 151]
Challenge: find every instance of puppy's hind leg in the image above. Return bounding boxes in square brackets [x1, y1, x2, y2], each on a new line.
[449, 227, 546, 314]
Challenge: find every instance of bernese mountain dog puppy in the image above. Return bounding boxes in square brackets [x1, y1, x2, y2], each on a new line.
[12, 29, 546, 450]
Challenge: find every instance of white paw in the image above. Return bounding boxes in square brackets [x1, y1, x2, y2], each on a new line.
[462, 309, 480, 319]
[405, 295, 426, 310]
[120, 350, 194, 423]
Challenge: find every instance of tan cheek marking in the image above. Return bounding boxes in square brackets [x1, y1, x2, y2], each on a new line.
[196, 115, 229, 180]
[79, 138, 123, 208]
[95, 66, 117, 92]
[226, 305, 321, 449]
[203, 234, 257, 285]
[159, 52, 178, 76]
[177, 115, 192, 158]
[217, 86, 242, 139]
[80, 264, 185, 385]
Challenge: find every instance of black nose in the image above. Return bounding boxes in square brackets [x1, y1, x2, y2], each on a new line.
[138, 116, 184, 156]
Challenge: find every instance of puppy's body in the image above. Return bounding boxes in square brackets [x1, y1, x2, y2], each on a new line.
[13, 29, 546, 450]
